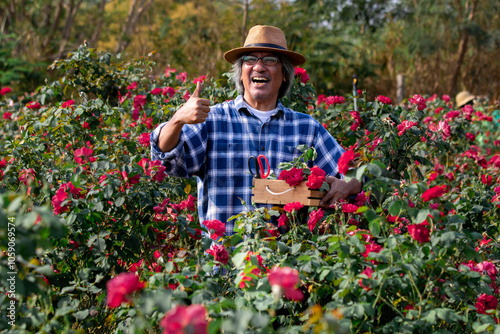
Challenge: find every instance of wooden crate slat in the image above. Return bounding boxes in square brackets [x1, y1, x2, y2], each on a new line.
[251, 178, 325, 206]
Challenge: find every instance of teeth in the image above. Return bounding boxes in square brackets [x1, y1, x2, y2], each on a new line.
[252, 77, 268, 83]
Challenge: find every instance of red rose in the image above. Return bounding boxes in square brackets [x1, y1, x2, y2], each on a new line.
[203, 219, 225, 240]
[206, 244, 229, 265]
[342, 203, 359, 214]
[475, 294, 498, 314]
[284, 201, 303, 213]
[407, 222, 430, 243]
[286, 167, 304, 187]
[338, 149, 355, 175]
[306, 166, 326, 189]
[150, 87, 162, 95]
[307, 208, 324, 232]
[421, 185, 447, 202]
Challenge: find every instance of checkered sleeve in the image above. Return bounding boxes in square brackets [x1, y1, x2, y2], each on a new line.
[150, 121, 207, 178]
[312, 119, 345, 177]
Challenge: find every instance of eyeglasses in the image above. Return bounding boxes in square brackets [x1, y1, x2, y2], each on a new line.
[242, 55, 280, 66]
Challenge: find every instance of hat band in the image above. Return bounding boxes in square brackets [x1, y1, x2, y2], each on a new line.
[244, 43, 287, 50]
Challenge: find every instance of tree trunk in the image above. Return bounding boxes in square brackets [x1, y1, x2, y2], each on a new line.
[449, 0, 478, 95]
[57, 0, 84, 58]
[241, 0, 249, 45]
[41, 0, 64, 53]
[89, 0, 108, 47]
[115, 0, 154, 54]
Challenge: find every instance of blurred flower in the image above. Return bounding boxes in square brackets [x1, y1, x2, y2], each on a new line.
[359, 267, 374, 291]
[407, 221, 430, 243]
[127, 82, 138, 90]
[165, 66, 177, 77]
[397, 120, 418, 136]
[147, 160, 167, 182]
[268, 266, 304, 301]
[277, 213, 288, 228]
[160, 304, 208, 334]
[466, 132, 476, 142]
[206, 244, 229, 265]
[341, 203, 359, 213]
[150, 87, 162, 95]
[62, 100, 75, 108]
[106, 272, 145, 308]
[203, 219, 225, 240]
[375, 95, 391, 104]
[408, 94, 426, 110]
[481, 174, 493, 186]
[325, 95, 345, 108]
[475, 294, 498, 314]
[193, 75, 206, 84]
[74, 147, 96, 165]
[26, 101, 41, 109]
[19, 168, 35, 186]
[421, 185, 447, 202]
[284, 201, 303, 213]
[138, 133, 150, 147]
[133, 95, 147, 109]
[0, 87, 12, 95]
[294, 67, 309, 84]
[176, 72, 187, 83]
[162, 86, 176, 97]
[3, 112, 12, 120]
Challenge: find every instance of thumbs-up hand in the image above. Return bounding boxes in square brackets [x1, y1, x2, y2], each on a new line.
[173, 82, 212, 125]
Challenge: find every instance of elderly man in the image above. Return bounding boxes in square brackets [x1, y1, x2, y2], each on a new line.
[150, 25, 361, 236]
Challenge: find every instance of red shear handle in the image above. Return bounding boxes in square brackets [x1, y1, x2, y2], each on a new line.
[257, 155, 270, 179]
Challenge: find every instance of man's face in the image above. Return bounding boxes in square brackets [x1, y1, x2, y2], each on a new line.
[241, 52, 284, 110]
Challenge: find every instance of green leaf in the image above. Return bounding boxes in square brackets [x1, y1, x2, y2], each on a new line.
[369, 220, 381, 237]
[388, 200, 405, 216]
[416, 208, 431, 224]
[73, 309, 89, 320]
[115, 197, 125, 207]
[291, 243, 301, 254]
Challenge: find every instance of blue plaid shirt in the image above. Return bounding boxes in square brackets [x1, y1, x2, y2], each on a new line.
[150, 95, 345, 236]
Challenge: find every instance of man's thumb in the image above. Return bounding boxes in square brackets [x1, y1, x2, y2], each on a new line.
[191, 81, 202, 98]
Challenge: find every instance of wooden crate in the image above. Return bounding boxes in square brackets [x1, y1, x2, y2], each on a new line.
[251, 178, 325, 206]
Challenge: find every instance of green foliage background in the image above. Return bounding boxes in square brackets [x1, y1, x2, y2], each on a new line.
[0, 0, 499, 101]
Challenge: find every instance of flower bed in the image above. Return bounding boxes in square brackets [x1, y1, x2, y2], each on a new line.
[0, 44, 499, 333]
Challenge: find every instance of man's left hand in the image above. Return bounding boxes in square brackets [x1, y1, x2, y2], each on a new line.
[319, 176, 362, 208]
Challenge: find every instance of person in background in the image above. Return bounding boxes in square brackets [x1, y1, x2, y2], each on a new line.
[150, 25, 361, 237]
[456, 90, 476, 108]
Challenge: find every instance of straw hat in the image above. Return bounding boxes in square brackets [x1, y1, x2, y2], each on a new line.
[456, 91, 476, 108]
[224, 25, 306, 66]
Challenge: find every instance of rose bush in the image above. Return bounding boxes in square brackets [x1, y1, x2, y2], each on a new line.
[1, 44, 499, 333]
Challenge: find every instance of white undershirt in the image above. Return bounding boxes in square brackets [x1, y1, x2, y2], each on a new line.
[244, 102, 277, 123]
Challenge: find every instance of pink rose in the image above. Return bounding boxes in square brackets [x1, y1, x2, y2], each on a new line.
[106, 272, 145, 308]
[160, 304, 208, 334]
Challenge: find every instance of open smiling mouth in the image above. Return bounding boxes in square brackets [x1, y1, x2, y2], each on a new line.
[252, 77, 269, 85]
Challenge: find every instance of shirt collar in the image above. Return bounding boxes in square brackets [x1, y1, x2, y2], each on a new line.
[235, 95, 288, 120]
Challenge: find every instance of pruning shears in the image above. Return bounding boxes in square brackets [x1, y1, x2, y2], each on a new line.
[248, 155, 270, 179]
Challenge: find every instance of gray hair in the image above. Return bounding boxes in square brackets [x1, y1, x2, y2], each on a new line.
[230, 54, 296, 99]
